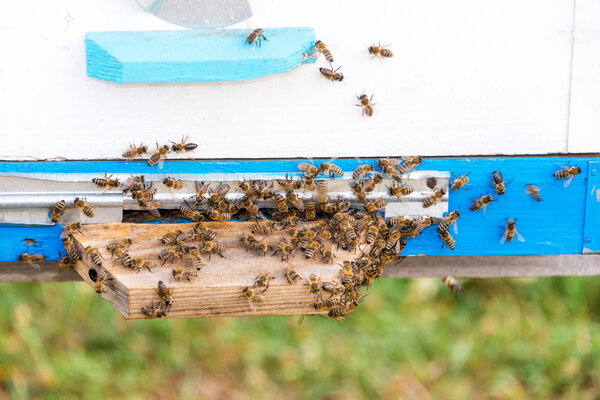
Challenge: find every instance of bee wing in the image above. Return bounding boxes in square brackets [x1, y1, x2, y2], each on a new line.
[452, 221, 459, 235]
[516, 230, 525, 242]
[247, 298, 257, 312]
[297, 314, 306, 326]
[483, 205, 488, 217]
[158, 159, 165, 170]
[499, 231, 507, 245]
[293, 200, 305, 212]
[26, 262, 42, 271]
[142, 200, 161, 218]
[564, 176, 574, 188]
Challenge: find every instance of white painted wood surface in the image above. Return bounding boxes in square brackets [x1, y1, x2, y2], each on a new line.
[568, 0, 600, 153]
[0, 0, 582, 160]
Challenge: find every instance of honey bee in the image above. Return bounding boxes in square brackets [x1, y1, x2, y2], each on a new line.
[122, 175, 146, 194]
[328, 304, 350, 321]
[271, 193, 288, 213]
[397, 157, 423, 175]
[389, 183, 415, 197]
[283, 191, 304, 212]
[438, 210, 460, 234]
[192, 222, 216, 241]
[277, 173, 303, 190]
[303, 200, 316, 220]
[368, 41, 393, 59]
[207, 208, 231, 222]
[423, 187, 447, 208]
[319, 66, 344, 82]
[350, 181, 368, 204]
[148, 143, 170, 168]
[451, 173, 470, 191]
[189, 248, 204, 271]
[363, 173, 383, 192]
[163, 177, 183, 190]
[274, 240, 296, 261]
[170, 136, 197, 153]
[192, 181, 210, 207]
[246, 28, 267, 47]
[157, 280, 174, 307]
[254, 273, 274, 292]
[438, 227, 456, 250]
[131, 257, 155, 273]
[340, 219, 358, 242]
[554, 165, 581, 188]
[250, 221, 275, 236]
[62, 222, 82, 236]
[318, 160, 344, 179]
[241, 233, 258, 251]
[385, 229, 403, 251]
[180, 201, 204, 222]
[161, 229, 182, 245]
[526, 184, 542, 201]
[321, 244, 335, 263]
[50, 200, 66, 223]
[355, 93, 374, 117]
[74, 197, 94, 218]
[340, 261, 354, 287]
[18, 253, 44, 270]
[131, 185, 157, 201]
[85, 246, 103, 267]
[172, 267, 197, 282]
[377, 157, 401, 168]
[322, 282, 345, 295]
[122, 143, 147, 159]
[142, 302, 168, 318]
[92, 174, 120, 189]
[198, 241, 226, 259]
[315, 40, 334, 63]
[442, 276, 463, 294]
[387, 216, 413, 228]
[254, 240, 271, 256]
[470, 194, 494, 212]
[364, 198, 387, 213]
[365, 224, 379, 245]
[307, 273, 321, 294]
[500, 218, 525, 244]
[242, 286, 265, 311]
[315, 296, 341, 311]
[107, 239, 131, 257]
[159, 248, 178, 265]
[491, 171, 507, 195]
[304, 240, 322, 259]
[298, 162, 319, 178]
[209, 184, 230, 204]
[93, 270, 112, 294]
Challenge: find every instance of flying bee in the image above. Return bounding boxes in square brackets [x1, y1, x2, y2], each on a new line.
[92, 174, 120, 189]
[274, 240, 296, 261]
[438, 227, 456, 250]
[355, 93, 374, 117]
[172, 267, 197, 282]
[148, 143, 170, 168]
[85, 246, 103, 267]
[163, 177, 183, 190]
[352, 164, 375, 179]
[242, 286, 265, 312]
[18, 253, 44, 270]
[62, 222, 82, 236]
[470, 194, 494, 212]
[170, 136, 197, 153]
[368, 41, 393, 59]
[94, 270, 112, 294]
[246, 28, 267, 47]
[389, 183, 415, 198]
[363, 173, 383, 192]
[500, 218, 525, 244]
[364, 198, 387, 213]
[397, 157, 423, 175]
[189, 248, 204, 271]
[50, 200, 66, 223]
[438, 210, 460, 234]
[315, 40, 334, 63]
[442, 276, 463, 294]
[156, 280, 174, 307]
[451, 173, 470, 191]
[161, 229, 182, 245]
[74, 197, 94, 218]
[319, 66, 344, 82]
[423, 187, 447, 208]
[318, 160, 344, 179]
[298, 162, 319, 178]
[307, 273, 321, 294]
[526, 184, 542, 201]
[491, 171, 507, 195]
[554, 165, 581, 188]
[122, 143, 147, 159]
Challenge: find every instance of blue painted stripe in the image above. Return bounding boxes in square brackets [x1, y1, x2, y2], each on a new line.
[86, 28, 317, 83]
[0, 156, 597, 261]
[583, 161, 600, 254]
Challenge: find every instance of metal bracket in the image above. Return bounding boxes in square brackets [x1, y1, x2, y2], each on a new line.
[583, 161, 600, 254]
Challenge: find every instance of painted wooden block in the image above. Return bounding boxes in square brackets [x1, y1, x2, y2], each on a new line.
[86, 28, 316, 83]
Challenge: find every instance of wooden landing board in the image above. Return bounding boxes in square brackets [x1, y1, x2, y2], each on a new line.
[70, 222, 355, 319]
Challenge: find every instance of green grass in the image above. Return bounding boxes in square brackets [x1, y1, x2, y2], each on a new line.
[1, 276, 600, 399]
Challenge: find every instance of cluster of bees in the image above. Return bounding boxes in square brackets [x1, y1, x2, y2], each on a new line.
[28, 146, 584, 321]
[121, 136, 197, 167]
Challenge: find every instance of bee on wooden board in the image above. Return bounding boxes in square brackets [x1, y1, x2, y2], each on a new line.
[93, 269, 112, 294]
[368, 41, 393, 59]
[170, 136, 197, 153]
[470, 194, 494, 213]
[50, 200, 66, 223]
[172, 267, 197, 282]
[161, 229, 182, 245]
[142, 301, 168, 318]
[307, 274, 321, 294]
[319, 66, 344, 82]
[451, 173, 470, 191]
[198, 241, 226, 259]
[355, 93, 375, 117]
[525, 184, 542, 201]
[62, 222, 83, 236]
[148, 143, 170, 168]
[242, 286, 265, 312]
[285, 268, 301, 284]
[274, 240, 296, 261]
[192, 181, 210, 207]
[500, 218, 525, 244]
[92, 174, 120, 189]
[131, 257, 155, 273]
[315, 40, 334, 63]
[57, 251, 77, 272]
[122, 143, 147, 159]
[491, 171, 508, 195]
[554, 165, 581, 188]
[246, 28, 267, 47]
[207, 208, 231, 222]
[74, 197, 94, 218]
[442, 276, 463, 294]
[157, 280, 173, 307]
[85, 246, 103, 267]
[163, 177, 184, 190]
[189, 248, 204, 271]
[423, 187, 447, 208]
[18, 253, 44, 271]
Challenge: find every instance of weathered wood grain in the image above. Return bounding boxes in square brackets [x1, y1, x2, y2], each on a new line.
[69, 222, 355, 319]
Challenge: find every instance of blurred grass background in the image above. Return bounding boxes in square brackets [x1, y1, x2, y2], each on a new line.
[1, 277, 600, 400]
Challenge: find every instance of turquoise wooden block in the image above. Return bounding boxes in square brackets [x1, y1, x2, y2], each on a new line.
[86, 28, 317, 83]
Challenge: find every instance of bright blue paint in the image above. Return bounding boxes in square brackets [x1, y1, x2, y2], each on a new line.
[583, 161, 600, 254]
[0, 157, 598, 261]
[86, 28, 316, 83]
